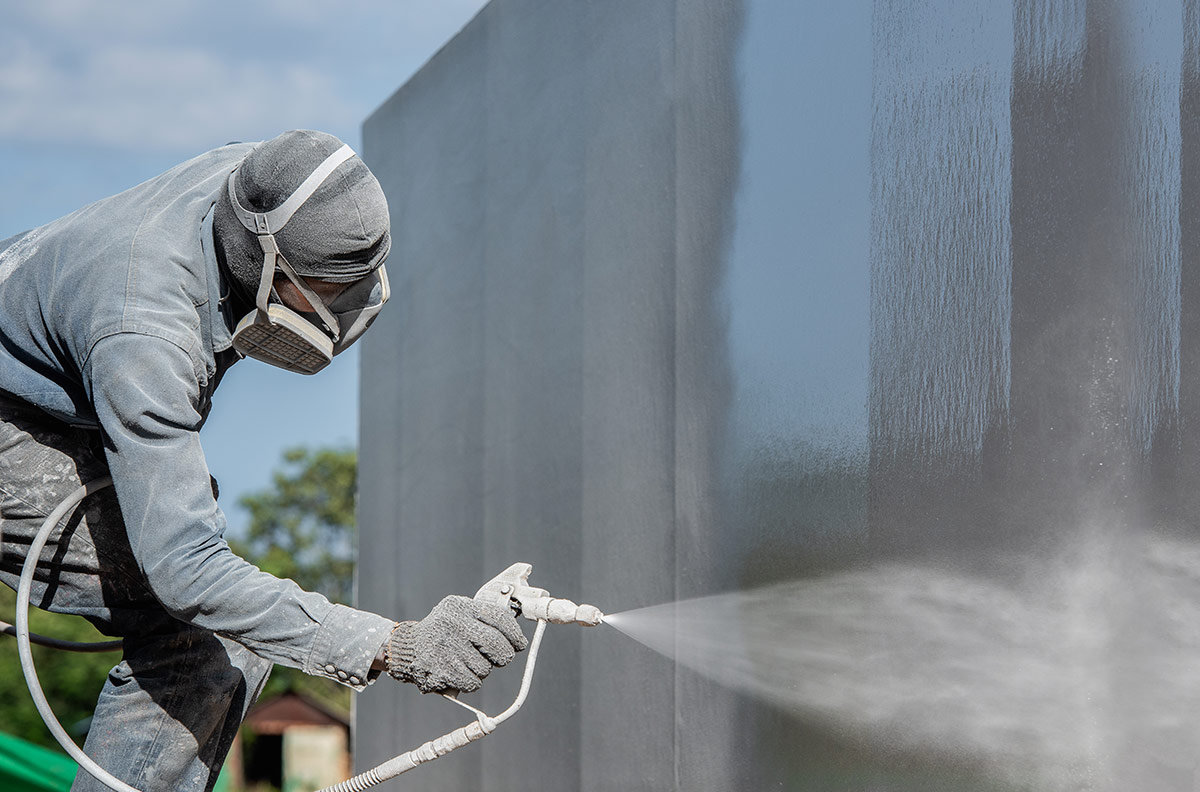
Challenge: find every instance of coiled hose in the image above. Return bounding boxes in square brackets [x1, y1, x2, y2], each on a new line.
[13, 478, 552, 792]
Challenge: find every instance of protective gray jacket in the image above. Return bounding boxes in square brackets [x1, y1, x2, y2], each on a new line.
[0, 143, 393, 689]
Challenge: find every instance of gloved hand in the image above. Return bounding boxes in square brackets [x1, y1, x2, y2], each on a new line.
[385, 595, 529, 693]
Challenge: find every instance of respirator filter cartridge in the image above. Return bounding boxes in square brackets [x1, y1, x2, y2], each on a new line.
[232, 304, 335, 374]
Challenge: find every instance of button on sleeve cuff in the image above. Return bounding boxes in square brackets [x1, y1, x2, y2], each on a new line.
[303, 604, 395, 690]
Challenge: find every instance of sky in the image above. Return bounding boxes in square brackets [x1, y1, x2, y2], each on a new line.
[0, 0, 489, 535]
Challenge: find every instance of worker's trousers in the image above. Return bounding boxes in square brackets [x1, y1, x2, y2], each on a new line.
[0, 395, 272, 792]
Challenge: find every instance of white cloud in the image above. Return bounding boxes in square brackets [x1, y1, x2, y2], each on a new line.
[0, 38, 357, 152]
[0, 0, 488, 153]
[10, 1, 191, 42]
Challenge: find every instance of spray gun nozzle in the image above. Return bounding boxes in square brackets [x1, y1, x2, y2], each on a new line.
[474, 563, 603, 626]
[573, 603, 604, 626]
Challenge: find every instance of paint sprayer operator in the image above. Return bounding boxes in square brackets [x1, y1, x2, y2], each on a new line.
[0, 130, 528, 792]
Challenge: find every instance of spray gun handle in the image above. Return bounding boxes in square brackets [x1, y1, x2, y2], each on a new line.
[474, 563, 543, 609]
[474, 563, 603, 626]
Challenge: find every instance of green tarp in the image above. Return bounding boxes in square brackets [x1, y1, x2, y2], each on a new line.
[0, 730, 236, 791]
[0, 731, 77, 791]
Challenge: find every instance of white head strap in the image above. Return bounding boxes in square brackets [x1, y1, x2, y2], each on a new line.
[227, 144, 356, 337]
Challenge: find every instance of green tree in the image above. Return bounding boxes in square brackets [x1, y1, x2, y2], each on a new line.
[233, 446, 357, 607]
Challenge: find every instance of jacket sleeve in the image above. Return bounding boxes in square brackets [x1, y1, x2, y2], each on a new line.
[82, 331, 394, 689]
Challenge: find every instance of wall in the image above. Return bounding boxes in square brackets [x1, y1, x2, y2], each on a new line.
[357, 1, 1200, 789]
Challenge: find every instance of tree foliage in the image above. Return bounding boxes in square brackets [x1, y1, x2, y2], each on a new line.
[232, 445, 358, 714]
[232, 446, 357, 607]
[0, 587, 118, 749]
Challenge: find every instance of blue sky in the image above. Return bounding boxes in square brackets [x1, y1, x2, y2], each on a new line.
[0, 1, 488, 534]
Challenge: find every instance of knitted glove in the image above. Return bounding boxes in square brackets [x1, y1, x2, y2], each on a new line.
[385, 595, 529, 693]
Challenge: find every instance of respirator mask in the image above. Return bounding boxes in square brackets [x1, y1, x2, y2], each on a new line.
[226, 144, 390, 374]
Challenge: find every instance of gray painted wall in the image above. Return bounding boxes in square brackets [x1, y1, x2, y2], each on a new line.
[357, 1, 1200, 789]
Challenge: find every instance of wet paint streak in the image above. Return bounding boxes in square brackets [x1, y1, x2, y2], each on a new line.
[1118, 1, 1182, 453]
[1013, 0, 1086, 84]
[1006, 0, 1184, 499]
[870, 0, 1013, 476]
[1170, 0, 1200, 519]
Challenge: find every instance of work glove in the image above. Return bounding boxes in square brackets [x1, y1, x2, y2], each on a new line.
[385, 595, 529, 693]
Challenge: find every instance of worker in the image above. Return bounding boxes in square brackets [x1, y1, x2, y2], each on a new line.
[0, 130, 527, 792]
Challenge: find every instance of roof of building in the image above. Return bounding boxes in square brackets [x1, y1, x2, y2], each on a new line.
[244, 692, 349, 735]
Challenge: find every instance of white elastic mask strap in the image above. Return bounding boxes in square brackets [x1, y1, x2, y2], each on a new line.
[228, 144, 355, 236]
[275, 253, 341, 340]
[228, 143, 357, 337]
[254, 235, 279, 318]
[259, 144, 354, 230]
